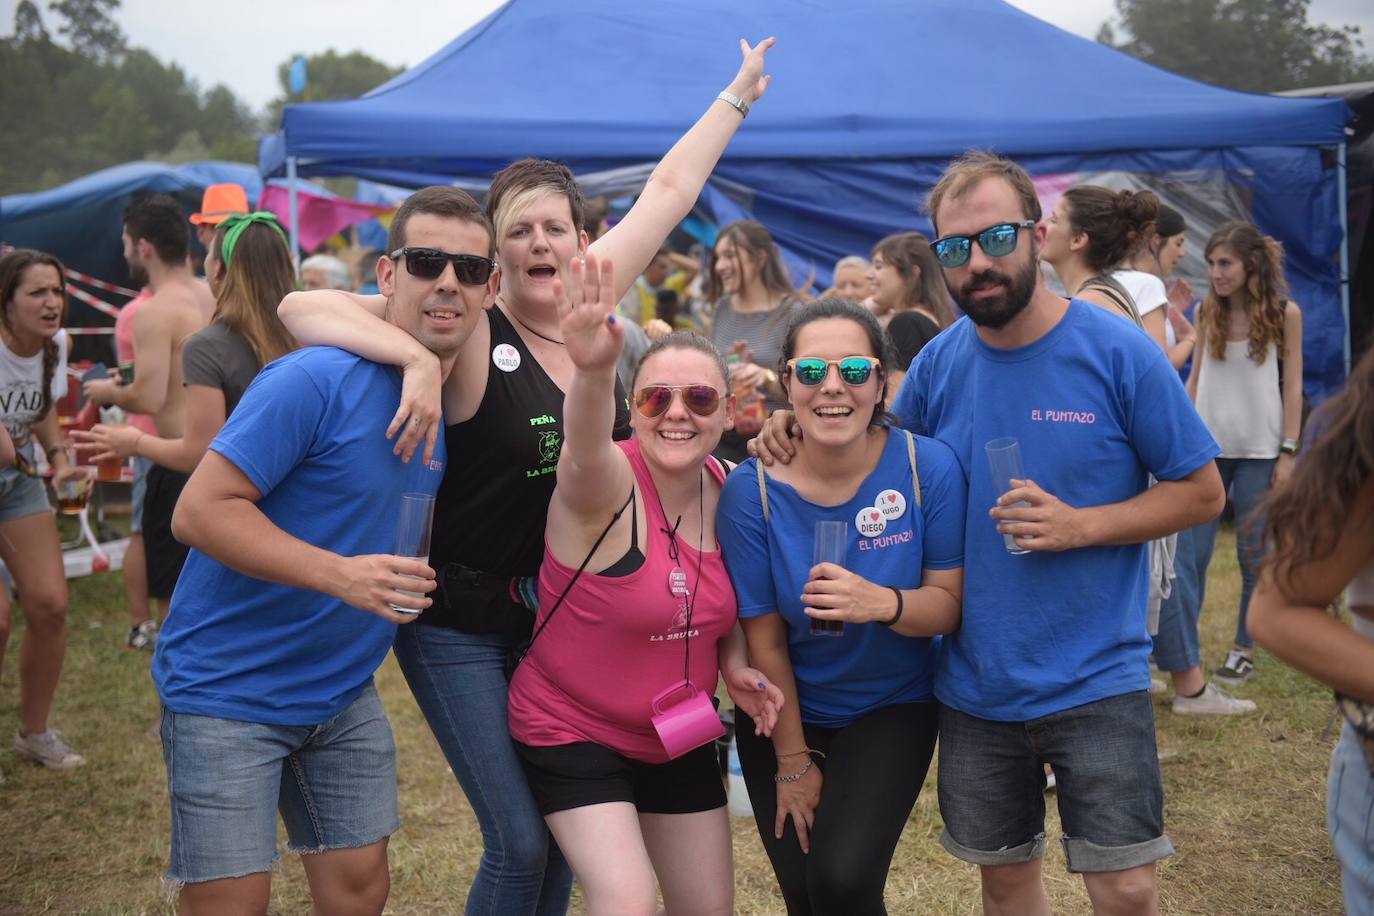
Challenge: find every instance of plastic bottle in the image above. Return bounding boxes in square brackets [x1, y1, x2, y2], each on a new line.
[726, 733, 754, 817]
[726, 353, 766, 436]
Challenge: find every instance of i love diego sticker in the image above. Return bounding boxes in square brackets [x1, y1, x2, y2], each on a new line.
[875, 489, 906, 521]
[855, 506, 886, 537]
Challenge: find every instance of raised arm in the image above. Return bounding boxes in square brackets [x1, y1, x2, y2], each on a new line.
[550, 254, 634, 522]
[591, 37, 775, 297]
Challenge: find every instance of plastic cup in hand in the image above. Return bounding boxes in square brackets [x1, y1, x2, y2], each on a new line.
[390, 492, 435, 614]
[985, 437, 1031, 555]
[55, 467, 94, 516]
[811, 520, 848, 636]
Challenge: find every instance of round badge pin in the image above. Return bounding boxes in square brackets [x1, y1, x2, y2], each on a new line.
[855, 506, 887, 537]
[875, 488, 906, 521]
[492, 343, 521, 372]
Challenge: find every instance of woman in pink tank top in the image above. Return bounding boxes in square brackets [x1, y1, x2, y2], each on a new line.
[507, 253, 783, 914]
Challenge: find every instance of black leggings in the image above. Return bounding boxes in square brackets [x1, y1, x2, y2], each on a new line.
[736, 702, 939, 916]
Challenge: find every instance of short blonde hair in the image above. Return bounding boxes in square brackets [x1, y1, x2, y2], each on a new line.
[927, 150, 1041, 235]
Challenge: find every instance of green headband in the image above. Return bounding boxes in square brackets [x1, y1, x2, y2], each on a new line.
[219, 212, 289, 268]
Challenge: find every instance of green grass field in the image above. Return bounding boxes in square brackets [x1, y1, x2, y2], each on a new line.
[0, 526, 1344, 914]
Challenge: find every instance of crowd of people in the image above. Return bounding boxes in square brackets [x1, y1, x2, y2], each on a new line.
[1, 33, 1370, 916]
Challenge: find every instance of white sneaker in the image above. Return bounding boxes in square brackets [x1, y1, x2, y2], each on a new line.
[1172, 683, 1257, 716]
[13, 730, 86, 769]
[1149, 677, 1168, 696]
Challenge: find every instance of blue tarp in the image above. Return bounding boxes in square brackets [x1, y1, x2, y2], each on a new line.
[0, 162, 335, 326]
[1, 161, 264, 301]
[259, 0, 1352, 392]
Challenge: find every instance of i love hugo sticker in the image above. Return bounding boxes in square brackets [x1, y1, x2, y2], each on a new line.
[875, 488, 906, 521]
[492, 343, 521, 372]
[856, 506, 886, 537]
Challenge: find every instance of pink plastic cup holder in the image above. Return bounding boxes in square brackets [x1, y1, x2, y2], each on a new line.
[650, 682, 725, 760]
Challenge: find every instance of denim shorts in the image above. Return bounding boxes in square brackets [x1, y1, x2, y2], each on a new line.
[937, 692, 1174, 873]
[130, 456, 152, 534]
[0, 465, 52, 522]
[160, 681, 400, 886]
[1329, 722, 1374, 916]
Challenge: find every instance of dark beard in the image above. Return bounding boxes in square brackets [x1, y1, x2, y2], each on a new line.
[953, 255, 1038, 330]
[126, 261, 148, 287]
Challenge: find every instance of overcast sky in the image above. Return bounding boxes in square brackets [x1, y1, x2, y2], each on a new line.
[4, 0, 1372, 112]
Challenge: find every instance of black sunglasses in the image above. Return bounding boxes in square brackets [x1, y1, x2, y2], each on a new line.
[930, 221, 1036, 269]
[390, 247, 497, 286]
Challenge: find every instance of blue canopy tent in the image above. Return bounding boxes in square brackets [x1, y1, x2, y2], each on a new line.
[260, 0, 1352, 392]
[0, 161, 264, 309]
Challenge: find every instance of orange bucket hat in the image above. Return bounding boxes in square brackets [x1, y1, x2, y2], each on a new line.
[189, 183, 250, 226]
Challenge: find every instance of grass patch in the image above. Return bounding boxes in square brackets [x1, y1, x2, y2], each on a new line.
[0, 526, 1342, 914]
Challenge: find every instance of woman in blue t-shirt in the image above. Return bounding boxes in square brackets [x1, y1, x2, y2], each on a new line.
[717, 298, 967, 915]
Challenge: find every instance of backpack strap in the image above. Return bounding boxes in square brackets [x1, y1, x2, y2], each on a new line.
[905, 429, 922, 509]
[1080, 276, 1143, 327]
[755, 458, 771, 526]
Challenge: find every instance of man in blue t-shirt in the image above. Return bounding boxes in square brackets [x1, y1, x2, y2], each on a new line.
[151, 187, 499, 915]
[893, 152, 1224, 913]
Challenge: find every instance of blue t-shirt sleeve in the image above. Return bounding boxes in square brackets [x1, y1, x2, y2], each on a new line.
[891, 353, 929, 435]
[718, 462, 780, 618]
[914, 434, 966, 569]
[1124, 352, 1220, 481]
[209, 360, 328, 496]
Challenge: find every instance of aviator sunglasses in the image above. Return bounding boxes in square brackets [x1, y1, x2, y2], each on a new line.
[786, 356, 882, 387]
[930, 221, 1036, 269]
[390, 247, 497, 285]
[634, 385, 722, 418]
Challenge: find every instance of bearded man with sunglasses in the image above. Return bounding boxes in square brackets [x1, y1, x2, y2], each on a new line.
[897, 153, 1225, 914]
[755, 151, 1224, 914]
[152, 186, 497, 916]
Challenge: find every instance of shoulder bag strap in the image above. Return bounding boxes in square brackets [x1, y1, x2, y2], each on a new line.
[517, 487, 636, 665]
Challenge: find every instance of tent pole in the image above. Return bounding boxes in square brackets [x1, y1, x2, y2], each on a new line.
[287, 156, 301, 279]
[1337, 141, 1351, 376]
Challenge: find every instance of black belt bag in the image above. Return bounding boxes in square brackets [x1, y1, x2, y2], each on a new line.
[434, 563, 535, 637]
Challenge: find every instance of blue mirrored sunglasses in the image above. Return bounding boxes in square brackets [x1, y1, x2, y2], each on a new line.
[930, 221, 1036, 269]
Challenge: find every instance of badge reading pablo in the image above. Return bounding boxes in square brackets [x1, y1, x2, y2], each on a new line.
[492, 343, 521, 372]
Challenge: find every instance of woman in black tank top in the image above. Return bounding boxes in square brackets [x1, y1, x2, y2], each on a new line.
[278, 38, 777, 916]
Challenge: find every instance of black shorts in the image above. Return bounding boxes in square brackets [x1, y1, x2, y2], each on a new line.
[141, 464, 191, 600]
[514, 740, 726, 817]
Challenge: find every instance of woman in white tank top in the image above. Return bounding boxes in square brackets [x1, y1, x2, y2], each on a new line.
[1248, 343, 1374, 916]
[1185, 221, 1304, 687]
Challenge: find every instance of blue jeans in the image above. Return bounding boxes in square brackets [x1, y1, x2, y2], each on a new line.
[1330, 723, 1374, 916]
[1189, 457, 1275, 650]
[393, 623, 572, 916]
[1152, 526, 1202, 671]
[160, 682, 399, 885]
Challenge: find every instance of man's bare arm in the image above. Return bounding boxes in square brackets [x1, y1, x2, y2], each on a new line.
[84, 300, 175, 413]
[172, 450, 434, 621]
